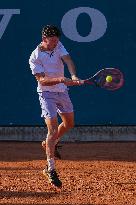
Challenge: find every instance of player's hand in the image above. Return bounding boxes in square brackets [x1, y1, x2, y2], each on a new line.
[71, 75, 84, 86]
[63, 78, 76, 86]
[59, 76, 84, 86]
[71, 80, 84, 86]
[65, 78, 84, 86]
[59, 77, 71, 83]
[71, 75, 80, 81]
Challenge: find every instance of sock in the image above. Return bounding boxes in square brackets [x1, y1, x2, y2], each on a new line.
[47, 158, 55, 171]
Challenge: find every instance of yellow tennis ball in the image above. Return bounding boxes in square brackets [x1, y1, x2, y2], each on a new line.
[106, 75, 112, 83]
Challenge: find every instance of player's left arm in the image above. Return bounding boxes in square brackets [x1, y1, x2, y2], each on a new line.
[61, 54, 79, 81]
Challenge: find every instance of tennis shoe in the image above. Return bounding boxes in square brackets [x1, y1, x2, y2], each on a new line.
[43, 167, 62, 188]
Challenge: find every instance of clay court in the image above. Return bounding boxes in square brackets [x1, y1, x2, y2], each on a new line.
[0, 141, 136, 205]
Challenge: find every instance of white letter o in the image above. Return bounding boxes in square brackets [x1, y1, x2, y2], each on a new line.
[61, 7, 107, 42]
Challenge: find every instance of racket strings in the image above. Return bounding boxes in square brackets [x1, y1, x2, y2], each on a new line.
[93, 69, 124, 91]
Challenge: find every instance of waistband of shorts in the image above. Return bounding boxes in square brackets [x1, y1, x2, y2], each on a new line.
[38, 88, 69, 94]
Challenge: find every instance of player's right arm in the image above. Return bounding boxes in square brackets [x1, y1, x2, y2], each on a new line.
[34, 73, 68, 86]
[35, 73, 83, 86]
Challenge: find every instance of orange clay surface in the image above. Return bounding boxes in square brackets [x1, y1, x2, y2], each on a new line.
[0, 141, 136, 205]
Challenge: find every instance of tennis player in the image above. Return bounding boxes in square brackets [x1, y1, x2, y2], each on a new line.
[29, 25, 82, 188]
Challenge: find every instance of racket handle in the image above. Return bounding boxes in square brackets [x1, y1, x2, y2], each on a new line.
[64, 80, 84, 86]
[84, 80, 94, 85]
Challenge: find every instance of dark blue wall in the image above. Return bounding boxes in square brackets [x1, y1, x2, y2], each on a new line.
[0, 0, 136, 125]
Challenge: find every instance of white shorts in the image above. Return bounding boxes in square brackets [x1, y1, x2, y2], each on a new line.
[38, 90, 73, 119]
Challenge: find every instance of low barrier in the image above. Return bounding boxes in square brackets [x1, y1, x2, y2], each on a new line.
[0, 126, 136, 141]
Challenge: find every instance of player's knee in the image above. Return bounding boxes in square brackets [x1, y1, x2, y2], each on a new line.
[47, 128, 58, 140]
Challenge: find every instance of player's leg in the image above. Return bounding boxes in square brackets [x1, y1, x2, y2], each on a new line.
[57, 112, 74, 143]
[55, 90, 74, 146]
[39, 91, 58, 157]
[43, 116, 62, 188]
[45, 117, 58, 160]
[38, 91, 62, 187]
[54, 112, 74, 159]
[54, 91, 74, 158]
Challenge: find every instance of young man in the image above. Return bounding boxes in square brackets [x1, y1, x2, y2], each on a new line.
[29, 25, 82, 188]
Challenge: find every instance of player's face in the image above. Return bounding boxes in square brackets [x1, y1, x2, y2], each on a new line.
[42, 36, 59, 51]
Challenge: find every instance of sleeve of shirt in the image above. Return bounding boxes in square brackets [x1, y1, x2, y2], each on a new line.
[29, 50, 44, 75]
[58, 42, 69, 57]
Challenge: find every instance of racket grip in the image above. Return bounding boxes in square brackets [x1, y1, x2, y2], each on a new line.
[84, 80, 94, 85]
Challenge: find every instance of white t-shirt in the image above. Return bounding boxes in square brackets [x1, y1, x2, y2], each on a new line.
[29, 41, 69, 92]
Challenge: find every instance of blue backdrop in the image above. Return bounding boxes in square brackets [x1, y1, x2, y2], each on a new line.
[0, 0, 136, 125]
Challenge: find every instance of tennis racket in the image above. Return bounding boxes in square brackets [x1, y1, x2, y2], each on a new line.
[83, 68, 124, 91]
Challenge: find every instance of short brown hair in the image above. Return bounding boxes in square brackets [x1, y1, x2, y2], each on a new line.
[42, 25, 61, 37]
